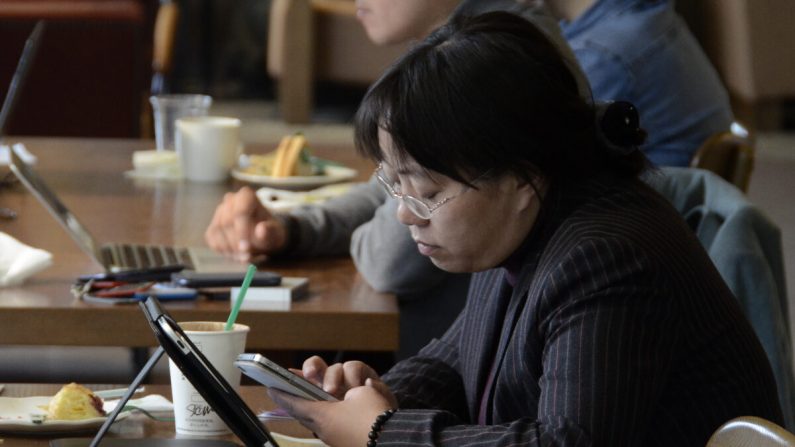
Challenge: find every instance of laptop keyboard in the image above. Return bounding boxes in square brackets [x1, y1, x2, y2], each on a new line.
[101, 244, 194, 271]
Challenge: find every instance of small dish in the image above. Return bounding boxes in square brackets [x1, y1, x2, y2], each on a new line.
[255, 183, 355, 212]
[231, 165, 358, 190]
[0, 396, 130, 435]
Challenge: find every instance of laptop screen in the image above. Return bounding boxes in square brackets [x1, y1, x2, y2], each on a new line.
[0, 21, 45, 137]
[8, 145, 105, 266]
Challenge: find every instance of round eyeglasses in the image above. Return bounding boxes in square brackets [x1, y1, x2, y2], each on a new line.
[375, 163, 488, 220]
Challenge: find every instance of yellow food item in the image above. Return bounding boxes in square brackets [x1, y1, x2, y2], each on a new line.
[243, 134, 321, 177]
[269, 135, 292, 178]
[47, 383, 106, 420]
[271, 134, 307, 177]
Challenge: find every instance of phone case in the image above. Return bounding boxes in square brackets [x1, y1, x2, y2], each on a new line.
[234, 353, 337, 402]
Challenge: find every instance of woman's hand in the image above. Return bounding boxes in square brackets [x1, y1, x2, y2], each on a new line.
[301, 356, 390, 400]
[204, 186, 288, 261]
[269, 378, 396, 447]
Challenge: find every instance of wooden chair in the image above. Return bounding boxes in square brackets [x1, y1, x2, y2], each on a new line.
[150, 0, 179, 96]
[689, 121, 755, 192]
[139, 0, 179, 138]
[707, 416, 795, 447]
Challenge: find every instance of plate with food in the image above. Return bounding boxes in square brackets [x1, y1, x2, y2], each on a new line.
[0, 383, 130, 435]
[231, 134, 358, 190]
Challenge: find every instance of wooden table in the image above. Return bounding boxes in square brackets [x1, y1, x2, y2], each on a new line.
[0, 383, 310, 446]
[0, 137, 397, 352]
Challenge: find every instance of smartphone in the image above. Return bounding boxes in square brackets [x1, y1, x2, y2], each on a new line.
[234, 353, 338, 402]
[171, 271, 281, 288]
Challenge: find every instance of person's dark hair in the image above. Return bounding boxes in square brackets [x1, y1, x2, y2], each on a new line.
[354, 11, 647, 191]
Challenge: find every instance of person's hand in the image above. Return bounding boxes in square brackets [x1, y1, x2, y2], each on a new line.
[300, 356, 394, 402]
[204, 186, 289, 261]
[269, 378, 396, 447]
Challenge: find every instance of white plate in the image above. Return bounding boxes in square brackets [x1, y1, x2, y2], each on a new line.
[0, 396, 129, 435]
[256, 183, 354, 212]
[231, 165, 358, 190]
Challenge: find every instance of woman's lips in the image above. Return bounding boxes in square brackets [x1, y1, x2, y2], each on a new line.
[415, 240, 437, 256]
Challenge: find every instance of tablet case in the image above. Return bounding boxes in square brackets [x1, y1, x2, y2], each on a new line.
[139, 296, 279, 447]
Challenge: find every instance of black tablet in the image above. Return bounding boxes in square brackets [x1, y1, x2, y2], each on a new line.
[140, 296, 279, 447]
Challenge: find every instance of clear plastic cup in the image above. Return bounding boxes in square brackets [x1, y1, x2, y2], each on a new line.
[150, 94, 212, 152]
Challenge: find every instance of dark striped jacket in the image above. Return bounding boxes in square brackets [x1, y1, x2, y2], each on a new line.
[380, 176, 782, 446]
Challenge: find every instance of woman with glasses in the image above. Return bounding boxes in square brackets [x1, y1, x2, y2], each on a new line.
[267, 11, 782, 446]
[204, 1, 582, 361]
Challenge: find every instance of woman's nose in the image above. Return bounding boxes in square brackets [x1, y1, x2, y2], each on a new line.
[396, 199, 428, 226]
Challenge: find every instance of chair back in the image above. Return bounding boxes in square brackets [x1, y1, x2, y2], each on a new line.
[690, 122, 755, 192]
[707, 416, 795, 447]
[151, 0, 179, 95]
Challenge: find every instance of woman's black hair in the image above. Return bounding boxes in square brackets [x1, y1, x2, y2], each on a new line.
[354, 11, 648, 190]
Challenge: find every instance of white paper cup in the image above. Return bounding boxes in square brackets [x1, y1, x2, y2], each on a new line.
[175, 116, 241, 182]
[169, 321, 249, 436]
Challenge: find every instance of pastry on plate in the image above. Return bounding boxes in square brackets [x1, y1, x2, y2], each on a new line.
[46, 383, 106, 420]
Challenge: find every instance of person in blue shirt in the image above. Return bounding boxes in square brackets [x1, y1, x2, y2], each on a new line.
[550, 0, 733, 166]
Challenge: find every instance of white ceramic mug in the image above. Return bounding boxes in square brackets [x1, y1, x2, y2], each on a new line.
[169, 321, 249, 436]
[175, 116, 241, 182]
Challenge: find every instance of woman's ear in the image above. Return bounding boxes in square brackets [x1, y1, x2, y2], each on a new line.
[513, 175, 544, 214]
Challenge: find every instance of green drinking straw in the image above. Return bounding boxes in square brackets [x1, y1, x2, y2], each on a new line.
[225, 264, 257, 331]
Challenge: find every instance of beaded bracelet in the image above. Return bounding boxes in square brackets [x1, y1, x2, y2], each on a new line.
[367, 408, 397, 447]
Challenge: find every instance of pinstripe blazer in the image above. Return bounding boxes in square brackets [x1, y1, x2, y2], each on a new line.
[379, 176, 782, 446]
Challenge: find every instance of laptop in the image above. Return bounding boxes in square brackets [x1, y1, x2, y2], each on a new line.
[9, 146, 246, 272]
[0, 21, 44, 142]
[2, 22, 241, 273]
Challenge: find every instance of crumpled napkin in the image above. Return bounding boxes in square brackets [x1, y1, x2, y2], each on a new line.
[0, 232, 53, 287]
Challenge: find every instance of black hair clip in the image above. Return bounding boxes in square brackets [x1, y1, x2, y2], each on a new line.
[596, 101, 646, 155]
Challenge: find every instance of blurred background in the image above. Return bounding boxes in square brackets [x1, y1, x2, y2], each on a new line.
[2, 1, 793, 133]
[0, 0, 794, 383]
